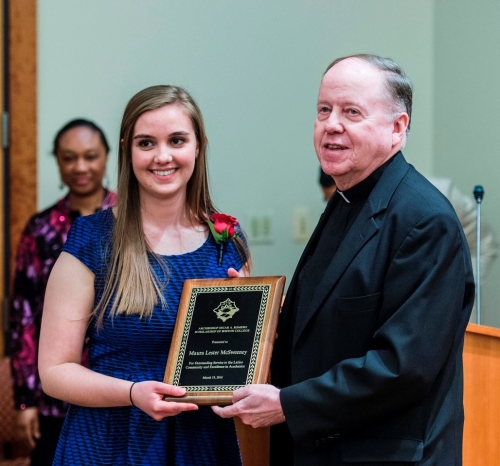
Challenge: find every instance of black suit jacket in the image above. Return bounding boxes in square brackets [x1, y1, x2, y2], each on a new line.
[271, 153, 475, 465]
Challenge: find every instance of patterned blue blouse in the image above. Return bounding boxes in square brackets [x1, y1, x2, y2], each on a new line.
[53, 208, 245, 465]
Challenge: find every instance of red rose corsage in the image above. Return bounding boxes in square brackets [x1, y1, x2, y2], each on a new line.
[207, 213, 239, 266]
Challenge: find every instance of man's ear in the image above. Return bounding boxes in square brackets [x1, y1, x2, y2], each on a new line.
[392, 112, 409, 147]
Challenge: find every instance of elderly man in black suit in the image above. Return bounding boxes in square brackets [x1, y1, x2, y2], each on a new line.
[214, 54, 474, 466]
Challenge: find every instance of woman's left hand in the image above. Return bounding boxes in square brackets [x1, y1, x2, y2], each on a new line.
[227, 265, 250, 278]
[227, 268, 241, 278]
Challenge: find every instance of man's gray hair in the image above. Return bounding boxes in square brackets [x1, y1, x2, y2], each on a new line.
[324, 54, 413, 136]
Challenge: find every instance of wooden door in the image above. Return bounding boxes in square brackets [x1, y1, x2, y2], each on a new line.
[0, 0, 37, 358]
[0, 0, 5, 358]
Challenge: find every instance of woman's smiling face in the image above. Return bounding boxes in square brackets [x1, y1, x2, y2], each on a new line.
[131, 103, 199, 203]
[56, 126, 108, 197]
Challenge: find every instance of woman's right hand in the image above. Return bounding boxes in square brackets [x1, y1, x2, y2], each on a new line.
[16, 407, 40, 449]
[130, 381, 198, 420]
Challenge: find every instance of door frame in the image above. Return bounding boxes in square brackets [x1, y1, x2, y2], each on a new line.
[1, 0, 37, 356]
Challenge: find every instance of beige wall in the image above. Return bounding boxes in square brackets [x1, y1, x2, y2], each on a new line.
[434, 0, 500, 327]
[38, 1, 500, 324]
[37, 0, 436, 286]
[36, 1, 500, 323]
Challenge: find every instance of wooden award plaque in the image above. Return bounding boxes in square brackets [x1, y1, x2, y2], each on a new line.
[163, 276, 285, 405]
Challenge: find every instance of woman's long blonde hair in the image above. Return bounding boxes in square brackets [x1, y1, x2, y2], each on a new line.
[95, 85, 248, 327]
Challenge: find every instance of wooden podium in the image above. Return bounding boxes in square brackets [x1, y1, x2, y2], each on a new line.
[236, 420, 269, 466]
[234, 322, 500, 465]
[463, 323, 500, 465]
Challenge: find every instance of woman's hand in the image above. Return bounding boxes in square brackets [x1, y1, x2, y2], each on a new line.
[130, 381, 198, 421]
[227, 268, 241, 278]
[227, 264, 250, 278]
[16, 407, 40, 449]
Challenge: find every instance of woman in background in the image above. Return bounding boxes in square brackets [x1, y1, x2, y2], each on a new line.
[39, 85, 249, 465]
[9, 119, 116, 466]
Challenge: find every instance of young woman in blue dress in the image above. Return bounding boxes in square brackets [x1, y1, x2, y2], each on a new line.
[38, 85, 250, 465]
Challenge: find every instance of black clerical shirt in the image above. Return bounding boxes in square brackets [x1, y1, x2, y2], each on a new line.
[294, 157, 395, 336]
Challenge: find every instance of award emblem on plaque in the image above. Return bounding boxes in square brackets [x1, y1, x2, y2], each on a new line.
[163, 276, 285, 405]
[213, 298, 239, 322]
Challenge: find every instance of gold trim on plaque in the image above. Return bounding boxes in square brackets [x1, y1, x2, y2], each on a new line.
[163, 276, 285, 405]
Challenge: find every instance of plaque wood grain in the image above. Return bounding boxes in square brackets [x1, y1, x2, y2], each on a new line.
[163, 276, 285, 405]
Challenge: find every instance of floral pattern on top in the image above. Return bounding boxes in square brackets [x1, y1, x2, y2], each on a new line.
[9, 190, 116, 417]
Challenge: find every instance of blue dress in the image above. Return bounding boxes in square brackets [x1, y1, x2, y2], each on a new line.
[53, 208, 244, 466]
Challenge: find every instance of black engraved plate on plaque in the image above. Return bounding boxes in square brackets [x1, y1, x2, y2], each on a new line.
[172, 285, 269, 392]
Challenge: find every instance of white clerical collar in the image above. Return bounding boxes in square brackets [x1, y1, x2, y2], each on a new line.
[336, 190, 351, 203]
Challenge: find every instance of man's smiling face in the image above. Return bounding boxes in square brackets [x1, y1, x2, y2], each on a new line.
[314, 57, 407, 190]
